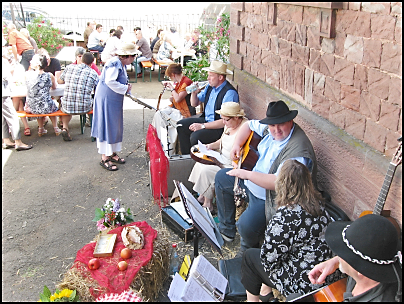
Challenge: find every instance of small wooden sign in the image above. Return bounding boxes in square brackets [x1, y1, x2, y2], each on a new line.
[93, 234, 117, 257]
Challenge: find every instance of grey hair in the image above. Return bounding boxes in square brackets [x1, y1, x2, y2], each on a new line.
[75, 47, 86, 57]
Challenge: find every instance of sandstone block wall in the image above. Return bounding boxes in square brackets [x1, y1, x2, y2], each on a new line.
[229, 2, 402, 226]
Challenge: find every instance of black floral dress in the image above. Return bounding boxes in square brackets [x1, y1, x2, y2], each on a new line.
[24, 72, 58, 115]
[260, 204, 333, 296]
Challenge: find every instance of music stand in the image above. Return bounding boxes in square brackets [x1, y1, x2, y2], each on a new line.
[173, 180, 224, 258]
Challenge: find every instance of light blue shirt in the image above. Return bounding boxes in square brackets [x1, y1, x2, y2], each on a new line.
[197, 80, 239, 122]
[245, 120, 312, 200]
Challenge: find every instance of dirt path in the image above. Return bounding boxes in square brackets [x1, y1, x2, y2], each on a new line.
[2, 70, 240, 301]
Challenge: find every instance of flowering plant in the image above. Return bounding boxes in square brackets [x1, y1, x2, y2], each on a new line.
[27, 17, 67, 56]
[93, 198, 134, 231]
[38, 285, 78, 302]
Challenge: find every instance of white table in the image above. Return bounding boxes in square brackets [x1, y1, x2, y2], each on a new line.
[172, 49, 196, 66]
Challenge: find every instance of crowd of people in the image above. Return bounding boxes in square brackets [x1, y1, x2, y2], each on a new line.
[3, 19, 401, 303]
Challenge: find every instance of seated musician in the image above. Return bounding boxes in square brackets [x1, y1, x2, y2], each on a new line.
[188, 102, 248, 213]
[177, 60, 239, 155]
[151, 63, 195, 155]
[215, 100, 317, 258]
[305, 214, 401, 302]
[240, 159, 333, 302]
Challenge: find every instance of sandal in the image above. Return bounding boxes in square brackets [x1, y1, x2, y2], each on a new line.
[61, 128, 72, 141]
[24, 128, 31, 136]
[100, 158, 118, 171]
[38, 128, 48, 137]
[259, 292, 278, 302]
[54, 127, 62, 136]
[110, 152, 126, 164]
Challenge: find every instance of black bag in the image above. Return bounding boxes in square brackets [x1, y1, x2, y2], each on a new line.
[218, 257, 247, 301]
[161, 205, 194, 242]
[320, 190, 350, 221]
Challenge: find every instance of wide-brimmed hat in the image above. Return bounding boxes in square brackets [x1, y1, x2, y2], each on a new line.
[116, 43, 137, 56]
[325, 214, 401, 283]
[259, 100, 298, 125]
[215, 102, 245, 117]
[202, 60, 233, 75]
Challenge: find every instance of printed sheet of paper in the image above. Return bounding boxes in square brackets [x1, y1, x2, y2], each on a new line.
[197, 141, 227, 164]
[170, 201, 192, 224]
[168, 273, 186, 302]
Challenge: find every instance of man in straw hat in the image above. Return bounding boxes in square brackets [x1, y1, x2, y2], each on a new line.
[177, 60, 239, 155]
[215, 100, 318, 256]
[306, 214, 401, 302]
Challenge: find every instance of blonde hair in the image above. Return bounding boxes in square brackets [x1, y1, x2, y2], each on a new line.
[275, 159, 323, 217]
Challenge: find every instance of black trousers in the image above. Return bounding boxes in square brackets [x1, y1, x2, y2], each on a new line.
[177, 116, 224, 154]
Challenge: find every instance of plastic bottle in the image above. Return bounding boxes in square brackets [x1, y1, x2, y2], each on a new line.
[186, 81, 209, 94]
[169, 243, 180, 278]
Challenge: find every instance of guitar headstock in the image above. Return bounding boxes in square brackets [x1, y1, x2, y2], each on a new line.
[391, 137, 402, 166]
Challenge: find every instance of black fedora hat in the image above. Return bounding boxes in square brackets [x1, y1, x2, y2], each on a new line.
[259, 100, 298, 125]
[325, 214, 401, 283]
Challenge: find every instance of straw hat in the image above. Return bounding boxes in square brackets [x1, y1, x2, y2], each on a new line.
[259, 100, 298, 125]
[202, 60, 233, 75]
[116, 43, 138, 56]
[215, 102, 245, 117]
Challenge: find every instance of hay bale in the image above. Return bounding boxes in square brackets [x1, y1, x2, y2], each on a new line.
[57, 229, 170, 302]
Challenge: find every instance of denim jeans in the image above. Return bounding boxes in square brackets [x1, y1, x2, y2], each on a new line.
[215, 168, 267, 252]
[89, 45, 104, 52]
[132, 56, 152, 74]
[20, 49, 34, 71]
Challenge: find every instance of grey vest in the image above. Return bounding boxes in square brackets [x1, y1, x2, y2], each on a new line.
[264, 123, 318, 224]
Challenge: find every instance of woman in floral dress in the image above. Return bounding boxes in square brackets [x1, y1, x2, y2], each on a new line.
[240, 159, 334, 301]
[24, 54, 61, 136]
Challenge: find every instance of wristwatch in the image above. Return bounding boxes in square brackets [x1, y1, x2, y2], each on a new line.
[201, 123, 206, 129]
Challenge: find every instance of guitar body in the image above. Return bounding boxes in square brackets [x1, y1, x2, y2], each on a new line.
[190, 145, 224, 168]
[313, 278, 347, 302]
[235, 131, 261, 171]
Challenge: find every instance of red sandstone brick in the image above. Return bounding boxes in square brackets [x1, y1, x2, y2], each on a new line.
[271, 36, 279, 54]
[266, 67, 280, 89]
[240, 12, 248, 27]
[287, 59, 296, 93]
[309, 49, 321, 71]
[361, 2, 390, 14]
[371, 14, 396, 40]
[231, 9, 241, 26]
[312, 93, 330, 118]
[368, 68, 390, 100]
[252, 2, 262, 15]
[245, 2, 253, 13]
[251, 29, 259, 47]
[336, 10, 371, 38]
[313, 72, 325, 95]
[258, 32, 270, 50]
[231, 2, 244, 11]
[353, 64, 368, 91]
[362, 38, 382, 68]
[292, 43, 309, 66]
[388, 77, 402, 107]
[320, 53, 335, 77]
[334, 32, 346, 57]
[379, 101, 401, 131]
[247, 43, 259, 61]
[385, 130, 403, 159]
[280, 57, 288, 90]
[251, 60, 259, 77]
[345, 109, 366, 141]
[230, 37, 239, 54]
[278, 39, 292, 57]
[244, 58, 252, 74]
[325, 77, 341, 103]
[334, 57, 355, 86]
[230, 53, 243, 70]
[257, 63, 266, 80]
[341, 84, 360, 111]
[329, 101, 346, 128]
[302, 6, 320, 27]
[360, 91, 381, 121]
[239, 41, 247, 56]
[270, 53, 281, 70]
[261, 49, 271, 66]
[307, 26, 321, 50]
[244, 27, 252, 44]
[395, 17, 402, 44]
[380, 42, 402, 76]
[278, 20, 293, 41]
[348, 2, 361, 10]
[246, 13, 256, 29]
[231, 24, 245, 41]
[344, 35, 364, 64]
[295, 24, 307, 46]
[364, 119, 387, 153]
[295, 63, 305, 97]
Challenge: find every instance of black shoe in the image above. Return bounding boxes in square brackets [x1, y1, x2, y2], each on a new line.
[220, 233, 234, 242]
[15, 144, 33, 151]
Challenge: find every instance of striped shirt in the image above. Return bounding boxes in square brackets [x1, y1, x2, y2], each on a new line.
[60, 63, 99, 114]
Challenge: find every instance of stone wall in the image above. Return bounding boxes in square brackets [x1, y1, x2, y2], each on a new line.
[229, 2, 402, 226]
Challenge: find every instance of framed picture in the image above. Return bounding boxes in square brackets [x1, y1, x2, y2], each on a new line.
[93, 234, 117, 257]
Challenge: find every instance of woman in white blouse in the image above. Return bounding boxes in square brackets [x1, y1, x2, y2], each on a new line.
[101, 30, 122, 64]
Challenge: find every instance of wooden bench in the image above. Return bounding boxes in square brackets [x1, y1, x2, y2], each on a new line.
[141, 61, 153, 82]
[17, 109, 93, 136]
[152, 59, 171, 82]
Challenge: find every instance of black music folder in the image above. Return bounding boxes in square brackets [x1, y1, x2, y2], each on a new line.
[173, 180, 224, 256]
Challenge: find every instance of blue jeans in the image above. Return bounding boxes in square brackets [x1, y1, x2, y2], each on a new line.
[20, 49, 34, 71]
[215, 168, 267, 252]
[132, 56, 152, 74]
[89, 45, 104, 52]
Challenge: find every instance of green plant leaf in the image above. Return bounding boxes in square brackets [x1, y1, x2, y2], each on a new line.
[69, 290, 77, 302]
[43, 285, 51, 298]
[40, 293, 50, 302]
[93, 208, 105, 222]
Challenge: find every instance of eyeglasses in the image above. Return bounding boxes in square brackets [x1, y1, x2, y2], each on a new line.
[222, 117, 233, 122]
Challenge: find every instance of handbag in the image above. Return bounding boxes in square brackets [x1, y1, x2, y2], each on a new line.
[217, 257, 247, 301]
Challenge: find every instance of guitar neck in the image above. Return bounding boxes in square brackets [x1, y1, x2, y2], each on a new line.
[233, 150, 244, 191]
[373, 162, 398, 215]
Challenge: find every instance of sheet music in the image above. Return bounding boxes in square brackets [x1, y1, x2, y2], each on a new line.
[197, 141, 228, 164]
[168, 273, 186, 302]
[170, 201, 193, 224]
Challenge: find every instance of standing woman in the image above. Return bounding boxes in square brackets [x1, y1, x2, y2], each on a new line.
[91, 43, 136, 171]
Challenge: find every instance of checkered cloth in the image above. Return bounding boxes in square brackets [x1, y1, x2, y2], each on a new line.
[96, 289, 142, 302]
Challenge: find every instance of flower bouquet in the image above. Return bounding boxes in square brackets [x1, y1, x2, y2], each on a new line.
[93, 198, 134, 231]
[39, 285, 78, 302]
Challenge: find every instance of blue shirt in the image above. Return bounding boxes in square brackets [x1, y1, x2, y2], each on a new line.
[245, 120, 312, 200]
[197, 80, 239, 122]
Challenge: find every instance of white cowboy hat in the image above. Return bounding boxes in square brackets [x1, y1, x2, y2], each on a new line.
[202, 60, 233, 75]
[215, 102, 245, 117]
[116, 43, 137, 56]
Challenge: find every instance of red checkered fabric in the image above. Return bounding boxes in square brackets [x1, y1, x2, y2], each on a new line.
[96, 289, 142, 302]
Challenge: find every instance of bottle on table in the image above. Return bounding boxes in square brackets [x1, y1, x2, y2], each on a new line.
[169, 243, 180, 278]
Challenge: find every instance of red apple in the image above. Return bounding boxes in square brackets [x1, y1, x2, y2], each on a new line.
[117, 260, 128, 271]
[121, 248, 132, 259]
[88, 258, 100, 270]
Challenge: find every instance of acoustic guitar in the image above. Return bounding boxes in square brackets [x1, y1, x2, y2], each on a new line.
[359, 137, 402, 237]
[290, 278, 347, 302]
[190, 145, 224, 168]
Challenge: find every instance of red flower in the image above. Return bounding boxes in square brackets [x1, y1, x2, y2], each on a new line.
[38, 24, 41, 27]
[53, 35, 56, 37]
[41, 20, 45, 23]
[38, 38, 42, 42]
[58, 31, 60, 34]
[51, 45, 54, 47]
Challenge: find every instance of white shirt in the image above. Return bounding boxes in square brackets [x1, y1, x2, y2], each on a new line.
[101, 36, 122, 63]
[87, 31, 103, 48]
